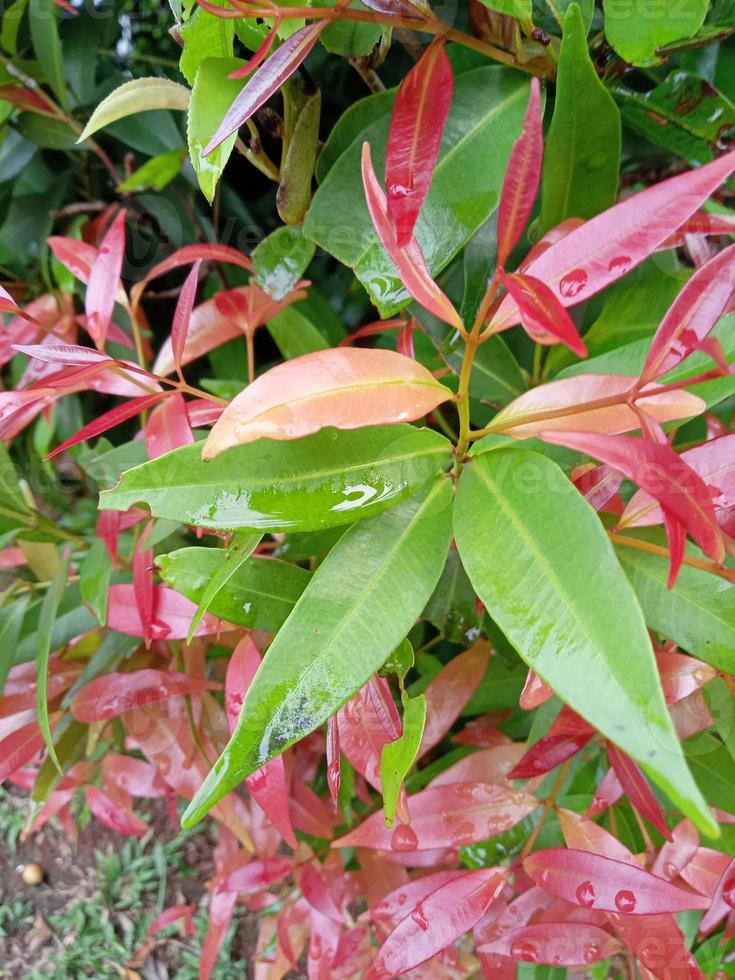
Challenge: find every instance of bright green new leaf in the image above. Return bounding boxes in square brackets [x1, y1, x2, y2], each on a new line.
[100, 425, 452, 533]
[78, 77, 190, 143]
[179, 7, 234, 85]
[538, 4, 621, 235]
[186, 531, 262, 643]
[36, 550, 71, 775]
[616, 542, 735, 673]
[182, 477, 453, 826]
[454, 449, 716, 836]
[254, 225, 315, 301]
[159, 548, 310, 633]
[477, 0, 532, 22]
[117, 149, 186, 192]
[603, 0, 708, 67]
[304, 67, 530, 317]
[188, 57, 243, 203]
[381, 691, 426, 826]
[79, 538, 112, 626]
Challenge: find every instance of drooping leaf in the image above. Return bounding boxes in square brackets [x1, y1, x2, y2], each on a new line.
[538, 3, 620, 235]
[380, 691, 426, 826]
[454, 448, 716, 835]
[77, 78, 190, 142]
[497, 78, 543, 266]
[524, 847, 709, 913]
[102, 424, 452, 532]
[500, 271, 587, 355]
[201, 348, 453, 457]
[181, 479, 453, 826]
[607, 741, 672, 840]
[385, 40, 454, 247]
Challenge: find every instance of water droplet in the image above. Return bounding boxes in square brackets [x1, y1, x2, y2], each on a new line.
[663, 861, 678, 879]
[575, 880, 596, 908]
[583, 942, 601, 964]
[153, 752, 171, 776]
[391, 824, 418, 852]
[607, 255, 631, 275]
[722, 870, 735, 908]
[614, 889, 637, 912]
[510, 939, 539, 962]
[398, 893, 407, 906]
[559, 268, 588, 298]
[411, 903, 429, 931]
[310, 934, 322, 958]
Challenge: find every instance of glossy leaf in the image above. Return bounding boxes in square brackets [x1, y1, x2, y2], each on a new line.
[203, 24, 326, 155]
[170, 260, 201, 380]
[71, 669, 218, 723]
[479, 922, 622, 965]
[419, 644, 489, 757]
[501, 271, 587, 356]
[524, 848, 709, 913]
[85, 209, 126, 350]
[381, 692, 426, 826]
[485, 374, 703, 439]
[490, 150, 735, 332]
[603, 0, 708, 67]
[106, 584, 225, 640]
[454, 448, 716, 835]
[497, 78, 542, 266]
[181, 479, 453, 827]
[385, 40, 454, 247]
[35, 552, 70, 774]
[78, 77, 190, 142]
[538, 3, 620, 235]
[186, 531, 261, 644]
[253, 225, 315, 302]
[368, 868, 508, 978]
[188, 58, 243, 203]
[102, 424, 452, 532]
[202, 347, 452, 457]
[607, 742, 672, 840]
[361, 142, 462, 329]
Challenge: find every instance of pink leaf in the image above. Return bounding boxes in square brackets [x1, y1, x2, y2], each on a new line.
[133, 523, 155, 648]
[300, 863, 344, 923]
[419, 643, 489, 757]
[71, 668, 218, 722]
[519, 670, 554, 710]
[85, 784, 147, 837]
[651, 819, 699, 881]
[85, 209, 126, 350]
[502, 271, 587, 354]
[361, 142, 463, 329]
[203, 23, 326, 155]
[367, 868, 509, 978]
[429, 744, 526, 787]
[369, 870, 466, 930]
[541, 430, 725, 563]
[130, 243, 252, 310]
[497, 79, 543, 267]
[171, 259, 201, 381]
[107, 584, 227, 639]
[46, 391, 169, 459]
[699, 857, 735, 935]
[572, 463, 624, 513]
[147, 904, 197, 938]
[479, 922, 621, 965]
[145, 392, 195, 459]
[385, 40, 453, 246]
[490, 150, 735, 332]
[0, 720, 45, 783]
[640, 242, 735, 384]
[102, 754, 169, 798]
[523, 848, 709, 914]
[606, 742, 672, 841]
[338, 683, 395, 791]
[332, 782, 538, 851]
[221, 856, 293, 894]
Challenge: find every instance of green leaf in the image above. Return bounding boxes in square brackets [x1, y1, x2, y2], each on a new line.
[303, 67, 531, 317]
[16, 114, 80, 150]
[0, 595, 30, 697]
[685, 733, 735, 813]
[615, 541, 735, 672]
[603, 0, 709, 67]
[188, 57, 242, 204]
[315, 89, 393, 183]
[381, 691, 427, 826]
[36, 550, 71, 775]
[181, 477, 453, 826]
[179, 7, 234, 85]
[116, 148, 186, 192]
[78, 77, 190, 143]
[16, 584, 96, 665]
[253, 225, 315, 301]
[538, 4, 621, 236]
[277, 76, 321, 225]
[100, 425, 452, 533]
[423, 548, 482, 644]
[612, 71, 735, 166]
[186, 531, 262, 643]
[315, 0, 383, 55]
[1, 0, 28, 56]
[455, 335, 527, 407]
[0, 443, 34, 537]
[267, 289, 347, 358]
[29, 0, 67, 109]
[454, 449, 716, 836]
[159, 548, 310, 632]
[31, 718, 86, 805]
[477, 0, 532, 21]
[79, 538, 111, 626]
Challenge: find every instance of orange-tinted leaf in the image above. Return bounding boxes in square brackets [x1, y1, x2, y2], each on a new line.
[655, 648, 716, 705]
[201, 347, 452, 457]
[171, 259, 201, 380]
[497, 79, 543, 267]
[385, 40, 453, 246]
[652, 819, 699, 881]
[519, 669, 554, 710]
[429, 744, 526, 787]
[145, 392, 195, 459]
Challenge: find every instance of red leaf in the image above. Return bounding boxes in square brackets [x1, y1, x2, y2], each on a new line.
[107, 584, 227, 639]
[229, 20, 280, 78]
[541, 430, 725, 563]
[361, 142, 463, 329]
[651, 819, 699, 881]
[332, 782, 538, 851]
[145, 392, 195, 459]
[640, 242, 735, 384]
[338, 683, 394, 791]
[200, 887, 237, 980]
[289, 780, 335, 839]
[0, 720, 45, 783]
[85, 785, 147, 837]
[429, 744, 526, 787]
[611, 913, 704, 979]
[490, 150, 735, 332]
[655, 648, 716, 705]
[300, 863, 344, 923]
[500, 271, 587, 355]
[385, 40, 453, 246]
[369, 870, 466, 930]
[130, 243, 252, 310]
[147, 904, 197, 938]
[85, 208, 126, 350]
[221, 856, 293, 894]
[367, 868, 509, 978]
[419, 643, 489, 757]
[0, 84, 56, 115]
[71, 668, 218, 722]
[479, 922, 621, 965]
[226, 637, 297, 847]
[497, 79, 543, 267]
[523, 848, 709, 914]
[171, 259, 201, 380]
[203, 24, 326, 155]
[509, 707, 594, 779]
[519, 670, 554, 710]
[102, 754, 168, 798]
[133, 523, 155, 648]
[699, 856, 735, 935]
[606, 742, 672, 841]
[46, 391, 169, 459]
[572, 463, 624, 513]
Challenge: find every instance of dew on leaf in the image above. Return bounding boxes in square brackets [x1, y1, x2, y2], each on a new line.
[614, 889, 637, 912]
[575, 880, 596, 908]
[558, 268, 588, 297]
[391, 823, 419, 851]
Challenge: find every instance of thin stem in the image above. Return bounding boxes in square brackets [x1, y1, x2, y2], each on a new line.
[518, 758, 573, 862]
[609, 531, 734, 582]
